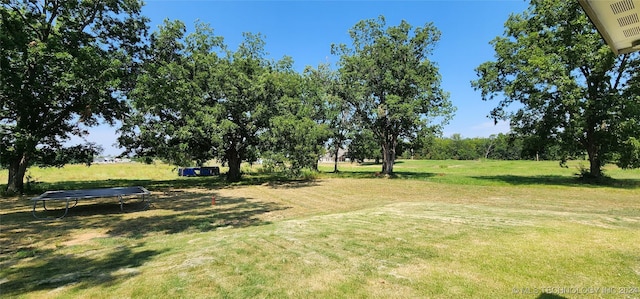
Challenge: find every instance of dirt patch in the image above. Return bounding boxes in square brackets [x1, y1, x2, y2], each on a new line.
[61, 231, 108, 246]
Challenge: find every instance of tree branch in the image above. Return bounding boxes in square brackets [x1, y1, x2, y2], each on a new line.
[9, 4, 40, 40]
[579, 65, 590, 81]
[42, 0, 60, 42]
[612, 54, 629, 91]
[78, 1, 101, 33]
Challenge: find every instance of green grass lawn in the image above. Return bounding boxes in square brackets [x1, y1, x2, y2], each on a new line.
[1, 160, 639, 298]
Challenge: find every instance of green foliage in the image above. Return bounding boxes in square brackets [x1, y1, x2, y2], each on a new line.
[214, 33, 276, 181]
[333, 16, 454, 174]
[303, 63, 350, 172]
[33, 143, 102, 167]
[618, 137, 640, 169]
[0, 0, 148, 192]
[120, 19, 223, 168]
[404, 133, 570, 161]
[264, 115, 328, 173]
[124, 21, 325, 182]
[259, 158, 287, 174]
[472, 0, 640, 178]
[260, 61, 331, 174]
[346, 128, 381, 163]
[419, 134, 491, 160]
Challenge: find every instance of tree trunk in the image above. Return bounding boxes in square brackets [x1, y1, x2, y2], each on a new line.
[484, 142, 494, 159]
[6, 153, 29, 193]
[226, 148, 242, 182]
[333, 144, 340, 173]
[381, 139, 396, 175]
[585, 126, 602, 178]
[586, 146, 602, 178]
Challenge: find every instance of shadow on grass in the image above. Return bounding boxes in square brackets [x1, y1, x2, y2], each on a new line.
[27, 199, 151, 220]
[324, 170, 639, 189]
[2, 192, 289, 240]
[357, 160, 404, 166]
[357, 161, 382, 166]
[260, 180, 320, 189]
[325, 170, 437, 180]
[472, 175, 640, 189]
[325, 170, 381, 179]
[106, 194, 290, 238]
[0, 188, 290, 295]
[390, 171, 438, 180]
[5, 173, 320, 197]
[14, 176, 226, 196]
[537, 293, 568, 299]
[0, 244, 166, 297]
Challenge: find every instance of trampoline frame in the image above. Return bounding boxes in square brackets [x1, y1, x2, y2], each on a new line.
[31, 186, 150, 220]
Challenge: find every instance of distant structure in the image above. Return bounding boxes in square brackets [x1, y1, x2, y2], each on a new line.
[319, 148, 349, 163]
[94, 156, 132, 164]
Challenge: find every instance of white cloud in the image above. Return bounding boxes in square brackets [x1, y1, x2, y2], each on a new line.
[470, 120, 511, 135]
[444, 120, 510, 138]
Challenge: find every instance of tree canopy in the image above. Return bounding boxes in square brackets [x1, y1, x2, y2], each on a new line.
[121, 20, 315, 181]
[119, 20, 224, 167]
[472, 0, 640, 178]
[1, 0, 147, 193]
[332, 16, 454, 175]
[260, 62, 334, 174]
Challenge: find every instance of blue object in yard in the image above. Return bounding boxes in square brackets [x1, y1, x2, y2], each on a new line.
[200, 166, 220, 176]
[178, 167, 198, 177]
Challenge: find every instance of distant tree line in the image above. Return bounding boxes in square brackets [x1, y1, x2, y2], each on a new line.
[347, 133, 566, 162]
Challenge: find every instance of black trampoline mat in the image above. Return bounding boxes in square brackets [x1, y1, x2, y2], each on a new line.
[32, 186, 150, 201]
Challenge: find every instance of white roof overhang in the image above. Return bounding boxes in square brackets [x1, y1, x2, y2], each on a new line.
[579, 0, 640, 54]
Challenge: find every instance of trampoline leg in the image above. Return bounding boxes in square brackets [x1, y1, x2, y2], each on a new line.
[60, 199, 70, 219]
[32, 200, 39, 219]
[32, 199, 70, 220]
[141, 194, 150, 209]
[119, 195, 124, 211]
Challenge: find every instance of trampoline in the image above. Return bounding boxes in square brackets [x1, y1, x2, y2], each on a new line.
[31, 186, 150, 219]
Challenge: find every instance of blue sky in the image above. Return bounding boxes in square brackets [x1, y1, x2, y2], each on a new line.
[81, 0, 529, 156]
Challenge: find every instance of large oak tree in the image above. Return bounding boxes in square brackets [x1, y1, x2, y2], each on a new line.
[472, 0, 640, 178]
[122, 20, 290, 182]
[119, 20, 224, 168]
[260, 61, 333, 174]
[332, 16, 454, 175]
[1, 0, 147, 193]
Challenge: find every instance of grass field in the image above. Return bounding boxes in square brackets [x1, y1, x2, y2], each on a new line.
[1, 160, 639, 298]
